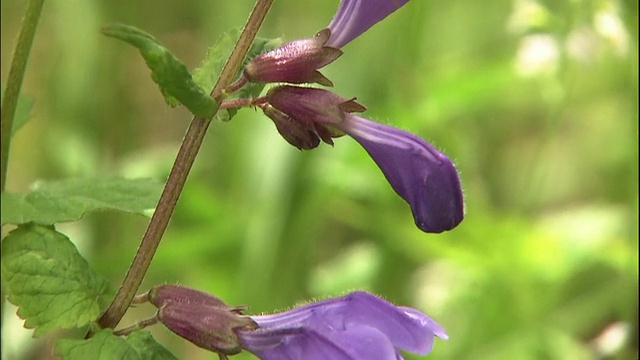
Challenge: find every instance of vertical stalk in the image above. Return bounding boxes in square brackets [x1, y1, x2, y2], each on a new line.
[1, 0, 46, 192]
[97, 0, 275, 330]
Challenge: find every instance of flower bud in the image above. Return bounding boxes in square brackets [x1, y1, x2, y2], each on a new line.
[243, 29, 342, 86]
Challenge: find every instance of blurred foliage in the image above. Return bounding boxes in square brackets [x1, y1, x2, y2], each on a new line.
[1, 0, 637, 359]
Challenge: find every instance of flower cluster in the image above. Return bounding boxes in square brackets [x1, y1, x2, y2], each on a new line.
[137, 1, 459, 359]
[241, 0, 464, 233]
[145, 285, 447, 360]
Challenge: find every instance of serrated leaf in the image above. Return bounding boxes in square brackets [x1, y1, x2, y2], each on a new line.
[1, 224, 110, 337]
[1, 178, 162, 225]
[192, 29, 282, 122]
[1, 86, 35, 136]
[55, 330, 178, 360]
[101, 23, 218, 118]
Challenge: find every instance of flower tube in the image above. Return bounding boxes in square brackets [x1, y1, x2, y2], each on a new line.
[338, 114, 464, 233]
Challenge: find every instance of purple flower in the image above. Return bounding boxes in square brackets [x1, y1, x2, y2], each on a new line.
[338, 114, 464, 233]
[261, 85, 464, 233]
[242, 0, 411, 85]
[237, 291, 448, 360]
[326, 0, 411, 48]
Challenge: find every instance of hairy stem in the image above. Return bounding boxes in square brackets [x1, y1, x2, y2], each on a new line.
[1, 0, 45, 192]
[220, 98, 256, 109]
[97, 0, 275, 330]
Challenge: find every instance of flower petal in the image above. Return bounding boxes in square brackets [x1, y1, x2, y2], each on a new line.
[326, 0, 411, 48]
[240, 325, 400, 360]
[338, 115, 464, 233]
[237, 291, 446, 359]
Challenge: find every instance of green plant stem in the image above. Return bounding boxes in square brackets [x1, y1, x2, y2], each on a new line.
[97, 0, 275, 330]
[1, 0, 45, 192]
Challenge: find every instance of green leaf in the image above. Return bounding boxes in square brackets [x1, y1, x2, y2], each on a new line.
[192, 29, 282, 122]
[101, 23, 218, 118]
[1, 85, 35, 135]
[55, 330, 178, 360]
[1, 224, 110, 336]
[125, 331, 179, 360]
[192, 29, 240, 97]
[56, 330, 138, 360]
[1, 177, 162, 225]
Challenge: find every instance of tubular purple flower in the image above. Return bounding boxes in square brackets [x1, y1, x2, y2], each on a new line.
[236, 291, 448, 360]
[241, 0, 411, 86]
[264, 85, 464, 233]
[337, 115, 464, 233]
[326, 0, 411, 48]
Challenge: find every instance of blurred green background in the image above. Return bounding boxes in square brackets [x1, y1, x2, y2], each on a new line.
[2, 0, 637, 359]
